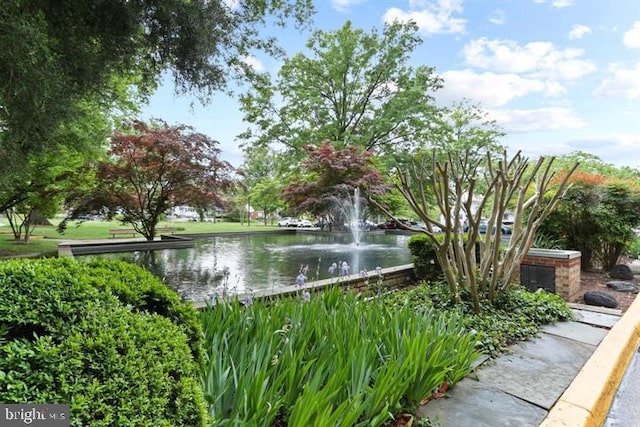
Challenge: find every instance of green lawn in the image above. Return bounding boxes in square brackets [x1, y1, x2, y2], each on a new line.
[0, 218, 280, 257]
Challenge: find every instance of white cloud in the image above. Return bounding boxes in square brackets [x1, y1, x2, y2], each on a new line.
[462, 38, 596, 80]
[241, 56, 265, 72]
[593, 62, 640, 99]
[331, 0, 367, 13]
[383, 0, 466, 35]
[530, 0, 575, 7]
[551, 0, 574, 8]
[569, 24, 591, 40]
[488, 9, 506, 25]
[562, 134, 640, 167]
[438, 69, 565, 107]
[222, 0, 240, 10]
[487, 107, 586, 133]
[623, 21, 640, 48]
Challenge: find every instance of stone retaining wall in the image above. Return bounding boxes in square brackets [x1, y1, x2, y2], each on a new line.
[192, 263, 417, 309]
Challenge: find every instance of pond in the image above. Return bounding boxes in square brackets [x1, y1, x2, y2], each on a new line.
[80, 231, 413, 302]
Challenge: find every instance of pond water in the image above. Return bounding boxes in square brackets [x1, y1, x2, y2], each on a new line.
[80, 231, 413, 302]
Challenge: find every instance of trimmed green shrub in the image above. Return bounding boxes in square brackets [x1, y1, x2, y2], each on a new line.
[80, 258, 204, 366]
[0, 258, 208, 426]
[407, 234, 443, 280]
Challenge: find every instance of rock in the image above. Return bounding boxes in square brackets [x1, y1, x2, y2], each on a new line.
[610, 264, 634, 280]
[606, 281, 639, 293]
[583, 291, 618, 308]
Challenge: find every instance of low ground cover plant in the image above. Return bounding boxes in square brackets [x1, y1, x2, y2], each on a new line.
[0, 258, 207, 426]
[382, 281, 573, 356]
[200, 288, 481, 426]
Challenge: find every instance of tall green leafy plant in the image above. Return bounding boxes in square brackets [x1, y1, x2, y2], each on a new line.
[200, 288, 480, 426]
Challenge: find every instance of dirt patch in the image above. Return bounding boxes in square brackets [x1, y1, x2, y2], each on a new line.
[571, 259, 639, 313]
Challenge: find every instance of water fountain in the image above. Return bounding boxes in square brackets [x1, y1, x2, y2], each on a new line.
[334, 188, 364, 245]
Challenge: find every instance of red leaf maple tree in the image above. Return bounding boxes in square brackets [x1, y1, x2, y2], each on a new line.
[96, 120, 234, 240]
[283, 141, 388, 224]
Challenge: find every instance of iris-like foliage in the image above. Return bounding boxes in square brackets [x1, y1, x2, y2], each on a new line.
[200, 288, 480, 426]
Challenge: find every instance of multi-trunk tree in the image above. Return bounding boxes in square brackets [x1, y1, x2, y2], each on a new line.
[375, 148, 577, 313]
[65, 121, 234, 240]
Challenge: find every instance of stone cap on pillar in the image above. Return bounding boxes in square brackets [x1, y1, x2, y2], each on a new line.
[527, 248, 581, 260]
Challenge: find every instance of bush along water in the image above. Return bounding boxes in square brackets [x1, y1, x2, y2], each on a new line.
[0, 258, 208, 426]
[200, 287, 481, 426]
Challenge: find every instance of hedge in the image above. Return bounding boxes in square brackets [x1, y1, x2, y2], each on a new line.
[0, 258, 207, 426]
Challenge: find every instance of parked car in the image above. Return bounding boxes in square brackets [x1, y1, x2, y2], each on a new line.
[357, 220, 377, 231]
[277, 217, 293, 227]
[465, 219, 512, 235]
[414, 221, 441, 233]
[377, 219, 411, 230]
[287, 218, 301, 227]
[314, 219, 332, 228]
[377, 219, 398, 230]
[297, 219, 313, 228]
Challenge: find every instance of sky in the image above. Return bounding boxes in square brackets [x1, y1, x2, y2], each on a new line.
[142, 0, 640, 169]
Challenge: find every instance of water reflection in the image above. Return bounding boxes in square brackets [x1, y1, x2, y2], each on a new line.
[81, 232, 412, 302]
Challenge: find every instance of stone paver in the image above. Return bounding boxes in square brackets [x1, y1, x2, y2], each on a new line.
[542, 319, 609, 346]
[417, 378, 548, 427]
[573, 309, 621, 329]
[476, 334, 595, 409]
[419, 311, 621, 427]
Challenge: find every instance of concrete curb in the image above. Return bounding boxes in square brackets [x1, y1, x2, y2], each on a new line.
[540, 295, 640, 426]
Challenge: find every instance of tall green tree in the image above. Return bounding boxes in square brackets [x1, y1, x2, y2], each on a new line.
[239, 146, 287, 224]
[0, 0, 314, 206]
[391, 102, 507, 213]
[2, 147, 91, 243]
[239, 20, 442, 160]
[251, 178, 286, 225]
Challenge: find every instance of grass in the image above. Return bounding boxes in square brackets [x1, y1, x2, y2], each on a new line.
[0, 217, 280, 257]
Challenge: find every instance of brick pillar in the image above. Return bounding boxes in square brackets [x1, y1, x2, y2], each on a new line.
[520, 249, 581, 301]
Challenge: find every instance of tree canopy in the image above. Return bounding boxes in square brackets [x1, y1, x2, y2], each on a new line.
[283, 142, 388, 225]
[1, 0, 313, 207]
[239, 20, 442, 160]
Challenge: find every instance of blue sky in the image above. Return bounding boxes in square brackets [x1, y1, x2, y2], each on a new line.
[142, 0, 640, 169]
